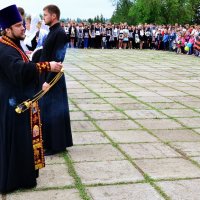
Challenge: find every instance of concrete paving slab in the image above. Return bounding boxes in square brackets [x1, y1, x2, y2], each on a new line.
[74, 160, 144, 184]
[149, 102, 186, 109]
[185, 90, 200, 96]
[86, 110, 127, 120]
[69, 104, 79, 111]
[148, 87, 180, 92]
[72, 131, 110, 145]
[45, 154, 66, 165]
[136, 119, 183, 129]
[156, 91, 187, 96]
[73, 98, 106, 104]
[70, 93, 98, 99]
[37, 164, 74, 188]
[77, 104, 114, 111]
[169, 96, 200, 103]
[129, 91, 160, 97]
[87, 183, 164, 200]
[170, 86, 196, 92]
[91, 87, 120, 93]
[176, 118, 200, 128]
[152, 129, 200, 142]
[68, 88, 91, 93]
[104, 97, 139, 104]
[137, 96, 173, 103]
[119, 87, 147, 93]
[115, 103, 151, 110]
[70, 111, 89, 121]
[157, 179, 200, 200]
[135, 158, 200, 179]
[131, 80, 156, 84]
[67, 82, 85, 89]
[111, 83, 138, 89]
[125, 109, 166, 119]
[171, 142, 200, 156]
[182, 101, 200, 108]
[161, 109, 200, 118]
[120, 143, 180, 159]
[68, 144, 124, 162]
[6, 189, 81, 200]
[105, 130, 158, 143]
[98, 92, 128, 98]
[96, 120, 140, 130]
[83, 83, 111, 89]
[71, 121, 97, 132]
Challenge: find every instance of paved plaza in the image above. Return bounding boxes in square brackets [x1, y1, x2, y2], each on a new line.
[2, 49, 200, 200]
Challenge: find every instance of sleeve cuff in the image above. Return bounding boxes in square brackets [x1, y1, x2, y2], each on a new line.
[36, 62, 51, 73]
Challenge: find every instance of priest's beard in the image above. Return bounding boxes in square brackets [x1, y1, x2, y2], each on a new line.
[10, 28, 25, 41]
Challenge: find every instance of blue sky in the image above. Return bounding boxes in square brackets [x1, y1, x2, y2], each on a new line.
[0, 0, 116, 19]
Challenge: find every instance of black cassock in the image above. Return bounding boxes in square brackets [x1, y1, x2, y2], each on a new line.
[0, 39, 38, 193]
[39, 23, 73, 153]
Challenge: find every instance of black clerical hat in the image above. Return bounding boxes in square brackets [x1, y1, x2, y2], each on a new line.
[0, 4, 22, 30]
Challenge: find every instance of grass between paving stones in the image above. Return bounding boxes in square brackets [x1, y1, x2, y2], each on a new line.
[71, 98, 171, 199]
[98, 57, 200, 130]
[143, 174, 171, 200]
[85, 180, 146, 188]
[69, 64, 186, 125]
[31, 185, 74, 192]
[63, 152, 92, 200]
[2, 184, 75, 196]
[90, 64, 200, 129]
[166, 143, 200, 169]
[70, 61, 200, 161]
[66, 65, 194, 142]
[154, 177, 200, 183]
[65, 50, 200, 199]
[68, 84, 171, 199]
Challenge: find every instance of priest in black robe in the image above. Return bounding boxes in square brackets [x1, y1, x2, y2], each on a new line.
[39, 5, 73, 155]
[0, 5, 63, 194]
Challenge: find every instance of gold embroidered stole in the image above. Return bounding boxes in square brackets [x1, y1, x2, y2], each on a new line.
[0, 36, 45, 170]
[30, 102, 45, 170]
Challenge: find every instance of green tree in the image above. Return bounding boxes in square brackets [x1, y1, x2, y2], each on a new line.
[129, 0, 163, 24]
[88, 18, 94, 24]
[111, 0, 134, 24]
[111, 0, 199, 25]
[100, 14, 106, 23]
[76, 18, 83, 23]
[96, 15, 100, 23]
[129, 0, 199, 24]
[189, 0, 200, 23]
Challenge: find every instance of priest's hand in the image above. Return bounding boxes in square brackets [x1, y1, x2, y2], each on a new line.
[42, 82, 50, 92]
[49, 61, 63, 72]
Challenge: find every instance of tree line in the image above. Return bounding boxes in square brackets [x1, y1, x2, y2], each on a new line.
[60, 14, 109, 24]
[111, 0, 200, 25]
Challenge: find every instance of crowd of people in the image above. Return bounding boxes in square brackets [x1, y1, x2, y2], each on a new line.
[59, 22, 200, 56]
[2, 15, 200, 56]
